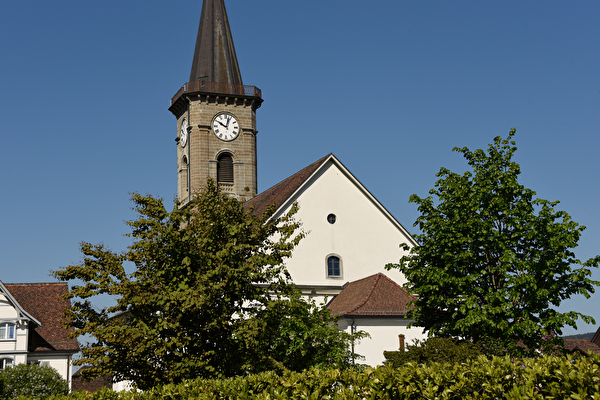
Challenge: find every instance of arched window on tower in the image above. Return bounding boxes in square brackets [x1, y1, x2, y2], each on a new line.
[179, 155, 189, 202]
[217, 153, 234, 192]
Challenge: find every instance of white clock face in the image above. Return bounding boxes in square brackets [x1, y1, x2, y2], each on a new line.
[180, 119, 188, 147]
[212, 113, 239, 141]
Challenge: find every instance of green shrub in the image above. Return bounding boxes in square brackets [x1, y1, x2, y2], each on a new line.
[83, 355, 600, 399]
[0, 363, 68, 398]
[14, 354, 600, 399]
[384, 336, 484, 366]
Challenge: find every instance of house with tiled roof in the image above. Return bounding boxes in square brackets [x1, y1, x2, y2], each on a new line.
[0, 281, 79, 389]
[563, 326, 600, 356]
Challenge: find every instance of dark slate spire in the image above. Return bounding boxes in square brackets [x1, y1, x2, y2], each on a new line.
[189, 0, 243, 85]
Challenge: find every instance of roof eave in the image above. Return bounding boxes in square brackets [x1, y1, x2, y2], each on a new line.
[0, 281, 42, 326]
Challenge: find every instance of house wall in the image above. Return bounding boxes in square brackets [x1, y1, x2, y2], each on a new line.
[112, 380, 135, 392]
[273, 161, 414, 288]
[0, 294, 28, 366]
[337, 317, 425, 366]
[28, 353, 73, 389]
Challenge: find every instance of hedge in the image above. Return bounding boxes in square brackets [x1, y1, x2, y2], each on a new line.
[42, 353, 600, 399]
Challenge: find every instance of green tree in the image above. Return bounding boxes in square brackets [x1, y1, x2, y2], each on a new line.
[0, 363, 68, 398]
[54, 180, 360, 390]
[387, 129, 599, 353]
[237, 290, 368, 373]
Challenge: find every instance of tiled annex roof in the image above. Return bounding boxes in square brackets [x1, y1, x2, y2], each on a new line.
[562, 338, 600, 355]
[243, 154, 331, 216]
[327, 273, 416, 317]
[5, 282, 79, 353]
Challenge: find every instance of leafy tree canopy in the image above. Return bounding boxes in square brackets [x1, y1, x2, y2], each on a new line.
[54, 180, 360, 390]
[0, 363, 69, 398]
[387, 129, 599, 352]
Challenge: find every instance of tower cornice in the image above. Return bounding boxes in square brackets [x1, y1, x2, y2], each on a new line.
[169, 82, 262, 117]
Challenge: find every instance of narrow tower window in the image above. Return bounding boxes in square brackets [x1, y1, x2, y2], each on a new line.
[179, 155, 189, 202]
[217, 153, 234, 184]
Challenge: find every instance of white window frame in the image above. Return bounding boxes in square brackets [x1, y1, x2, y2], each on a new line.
[326, 254, 343, 279]
[0, 322, 16, 340]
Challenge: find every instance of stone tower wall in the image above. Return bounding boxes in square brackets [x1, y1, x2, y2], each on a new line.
[175, 93, 259, 203]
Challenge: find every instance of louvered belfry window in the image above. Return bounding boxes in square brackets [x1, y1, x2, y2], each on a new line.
[217, 154, 234, 183]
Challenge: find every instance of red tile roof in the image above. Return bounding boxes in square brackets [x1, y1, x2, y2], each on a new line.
[563, 338, 600, 355]
[4, 282, 79, 353]
[327, 273, 416, 317]
[244, 154, 331, 216]
[72, 367, 113, 392]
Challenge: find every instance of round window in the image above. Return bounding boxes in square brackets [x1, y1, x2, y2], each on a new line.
[327, 214, 336, 224]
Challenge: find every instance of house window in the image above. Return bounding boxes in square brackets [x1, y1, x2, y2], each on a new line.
[0, 323, 15, 340]
[0, 358, 13, 370]
[327, 255, 341, 278]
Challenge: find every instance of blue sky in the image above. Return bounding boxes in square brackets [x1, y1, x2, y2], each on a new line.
[1, 1, 599, 335]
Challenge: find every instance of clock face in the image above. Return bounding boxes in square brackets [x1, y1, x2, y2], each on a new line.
[212, 113, 239, 141]
[180, 118, 188, 147]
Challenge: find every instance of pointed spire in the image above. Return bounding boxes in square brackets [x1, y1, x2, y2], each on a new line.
[189, 0, 243, 85]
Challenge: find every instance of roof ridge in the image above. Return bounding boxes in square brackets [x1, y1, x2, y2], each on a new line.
[346, 273, 383, 314]
[244, 153, 332, 216]
[267, 153, 331, 191]
[0, 281, 42, 326]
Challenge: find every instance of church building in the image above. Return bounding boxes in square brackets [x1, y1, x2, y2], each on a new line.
[168, 0, 426, 366]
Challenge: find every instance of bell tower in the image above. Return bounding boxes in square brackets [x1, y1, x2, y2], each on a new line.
[169, 0, 262, 204]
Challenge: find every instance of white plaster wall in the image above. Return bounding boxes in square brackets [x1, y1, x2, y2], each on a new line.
[28, 354, 73, 389]
[275, 162, 414, 287]
[337, 318, 426, 366]
[0, 294, 18, 319]
[113, 380, 134, 392]
[14, 322, 28, 353]
[0, 295, 28, 363]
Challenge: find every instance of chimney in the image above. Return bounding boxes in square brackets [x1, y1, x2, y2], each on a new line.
[398, 334, 405, 351]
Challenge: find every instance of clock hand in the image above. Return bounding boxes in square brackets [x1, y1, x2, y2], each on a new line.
[217, 121, 227, 128]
